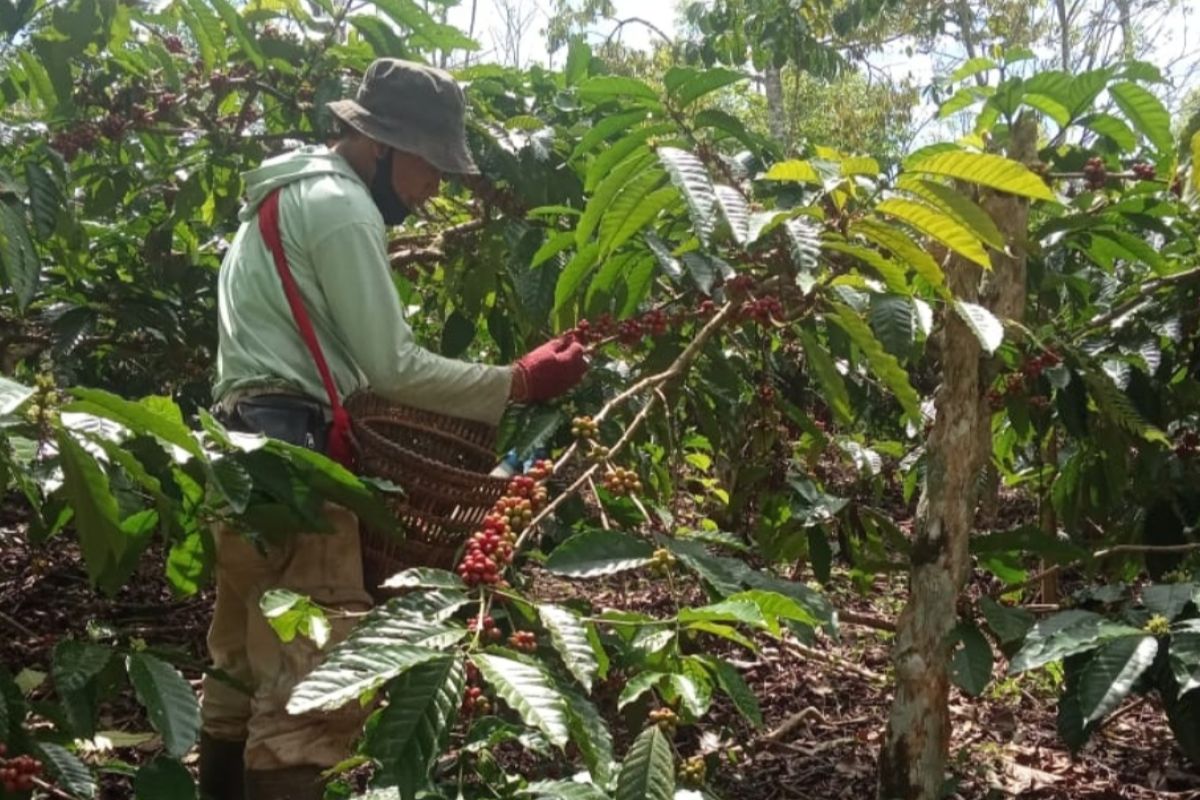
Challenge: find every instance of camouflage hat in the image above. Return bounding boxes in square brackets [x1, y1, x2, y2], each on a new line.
[327, 58, 479, 175]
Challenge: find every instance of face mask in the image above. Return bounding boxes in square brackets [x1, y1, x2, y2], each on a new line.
[369, 149, 410, 226]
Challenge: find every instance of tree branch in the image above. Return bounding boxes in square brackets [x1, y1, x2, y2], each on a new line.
[1082, 265, 1200, 334]
[991, 542, 1200, 599]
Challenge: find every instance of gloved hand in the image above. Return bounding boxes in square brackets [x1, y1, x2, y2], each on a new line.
[512, 335, 588, 403]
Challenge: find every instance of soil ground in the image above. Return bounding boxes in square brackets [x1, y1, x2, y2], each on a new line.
[2, 497, 1199, 800]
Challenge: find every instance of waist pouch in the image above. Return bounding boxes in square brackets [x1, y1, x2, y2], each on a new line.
[222, 394, 329, 453]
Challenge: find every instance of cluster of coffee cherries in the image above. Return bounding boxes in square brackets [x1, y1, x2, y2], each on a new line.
[679, 755, 707, 786]
[602, 467, 642, 497]
[461, 664, 492, 716]
[987, 351, 1061, 411]
[457, 461, 553, 587]
[1174, 429, 1199, 459]
[648, 707, 678, 733]
[23, 373, 59, 432]
[1083, 157, 1108, 190]
[1131, 162, 1157, 181]
[508, 631, 537, 653]
[0, 746, 44, 795]
[647, 547, 676, 576]
[467, 614, 503, 643]
[570, 415, 600, 440]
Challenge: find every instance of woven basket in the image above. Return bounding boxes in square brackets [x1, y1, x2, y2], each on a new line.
[344, 392, 510, 593]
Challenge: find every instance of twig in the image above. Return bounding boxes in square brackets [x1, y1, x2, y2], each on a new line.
[587, 474, 611, 530]
[603, 16, 675, 48]
[513, 304, 737, 552]
[838, 610, 896, 632]
[32, 777, 76, 800]
[1081, 265, 1200, 334]
[763, 705, 828, 741]
[785, 641, 888, 685]
[992, 542, 1200, 598]
[0, 609, 37, 638]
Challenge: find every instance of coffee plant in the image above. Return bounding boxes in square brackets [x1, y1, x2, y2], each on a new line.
[0, 0, 1199, 798]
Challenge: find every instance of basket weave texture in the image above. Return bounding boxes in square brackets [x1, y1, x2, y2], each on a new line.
[344, 392, 509, 591]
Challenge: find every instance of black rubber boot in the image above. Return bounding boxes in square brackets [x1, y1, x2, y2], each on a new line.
[244, 767, 327, 800]
[198, 732, 247, 800]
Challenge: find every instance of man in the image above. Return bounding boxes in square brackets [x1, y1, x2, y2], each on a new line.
[201, 58, 588, 800]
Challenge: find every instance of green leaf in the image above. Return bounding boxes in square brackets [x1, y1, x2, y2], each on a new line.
[208, 0, 264, 66]
[561, 684, 615, 785]
[570, 110, 649, 162]
[727, 590, 820, 630]
[713, 184, 751, 245]
[53, 640, 112, 693]
[678, 599, 766, 627]
[539, 604, 599, 691]
[601, 182, 677, 257]
[705, 657, 762, 727]
[578, 75, 659, 104]
[1009, 610, 1144, 674]
[471, 653, 569, 748]
[951, 56, 997, 82]
[1078, 635, 1158, 724]
[1168, 628, 1200, 697]
[260, 589, 331, 649]
[532, 231, 576, 268]
[210, 456, 253, 513]
[0, 376, 33, 415]
[869, 293, 916, 356]
[827, 304, 924, 424]
[67, 389, 202, 458]
[545, 530, 655, 577]
[1163, 684, 1200, 762]
[287, 647, 447, 715]
[617, 671, 667, 710]
[126, 653, 200, 758]
[577, 149, 654, 245]
[905, 150, 1056, 201]
[1109, 82, 1173, 153]
[0, 200, 39, 309]
[522, 781, 609, 800]
[17, 50, 55, 109]
[135, 756, 196, 800]
[1082, 367, 1169, 444]
[850, 219, 945, 291]
[554, 243, 600, 315]
[763, 160, 820, 184]
[181, 0, 224, 67]
[979, 597, 1036, 647]
[368, 657, 464, 796]
[36, 742, 95, 799]
[876, 198, 991, 269]
[56, 430, 124, 587]
[951, 623, 994, 697]
[953, 301, 1004, 355]
[896, 176, 1005, 249]
[799, 331, 853, 425]
[658, 147, 718, 245]
[24, 162, 61, 239]
[1143, 583, 1198, 621]
[823, 242, 909, 295]
[1083, 114, 1137, 151]
[379, 568, 465, 592]
[585, 124, 674, 192]
[615, 726, 674, 800]
[672, 67, 746, 108]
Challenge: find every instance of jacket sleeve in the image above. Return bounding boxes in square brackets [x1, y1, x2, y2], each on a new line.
[310, 220, 513, 425]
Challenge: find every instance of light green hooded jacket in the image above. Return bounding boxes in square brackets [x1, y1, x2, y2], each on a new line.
[215, 146, 513, 425]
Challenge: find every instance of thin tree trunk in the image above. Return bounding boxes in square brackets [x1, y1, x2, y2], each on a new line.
[1055, 0, 1071, 69]
[1040, 431, 1060, 604]
[878, 114, 1037, 800]
[764, 66, 786, 145]
[1116, 0, 1135, 59]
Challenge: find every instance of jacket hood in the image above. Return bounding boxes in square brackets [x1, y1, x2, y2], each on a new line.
[238, 145, 365, 221]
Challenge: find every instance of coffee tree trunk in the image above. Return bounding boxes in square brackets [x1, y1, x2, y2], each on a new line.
[764, 66, 786, 144]
[877, 115, 1037, 800]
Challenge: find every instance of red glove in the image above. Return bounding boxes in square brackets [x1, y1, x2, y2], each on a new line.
[513, 336, 589, 403]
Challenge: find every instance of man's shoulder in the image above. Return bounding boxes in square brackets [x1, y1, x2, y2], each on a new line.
[288, 171, 382, 236]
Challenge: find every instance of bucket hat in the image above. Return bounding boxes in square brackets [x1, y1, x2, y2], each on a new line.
[327, 58, 480, 175]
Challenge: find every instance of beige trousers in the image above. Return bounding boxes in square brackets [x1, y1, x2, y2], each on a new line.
[200, 505, 375, 770]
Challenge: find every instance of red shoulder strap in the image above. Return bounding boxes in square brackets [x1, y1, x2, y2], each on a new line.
[257, 189, 355, 467]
